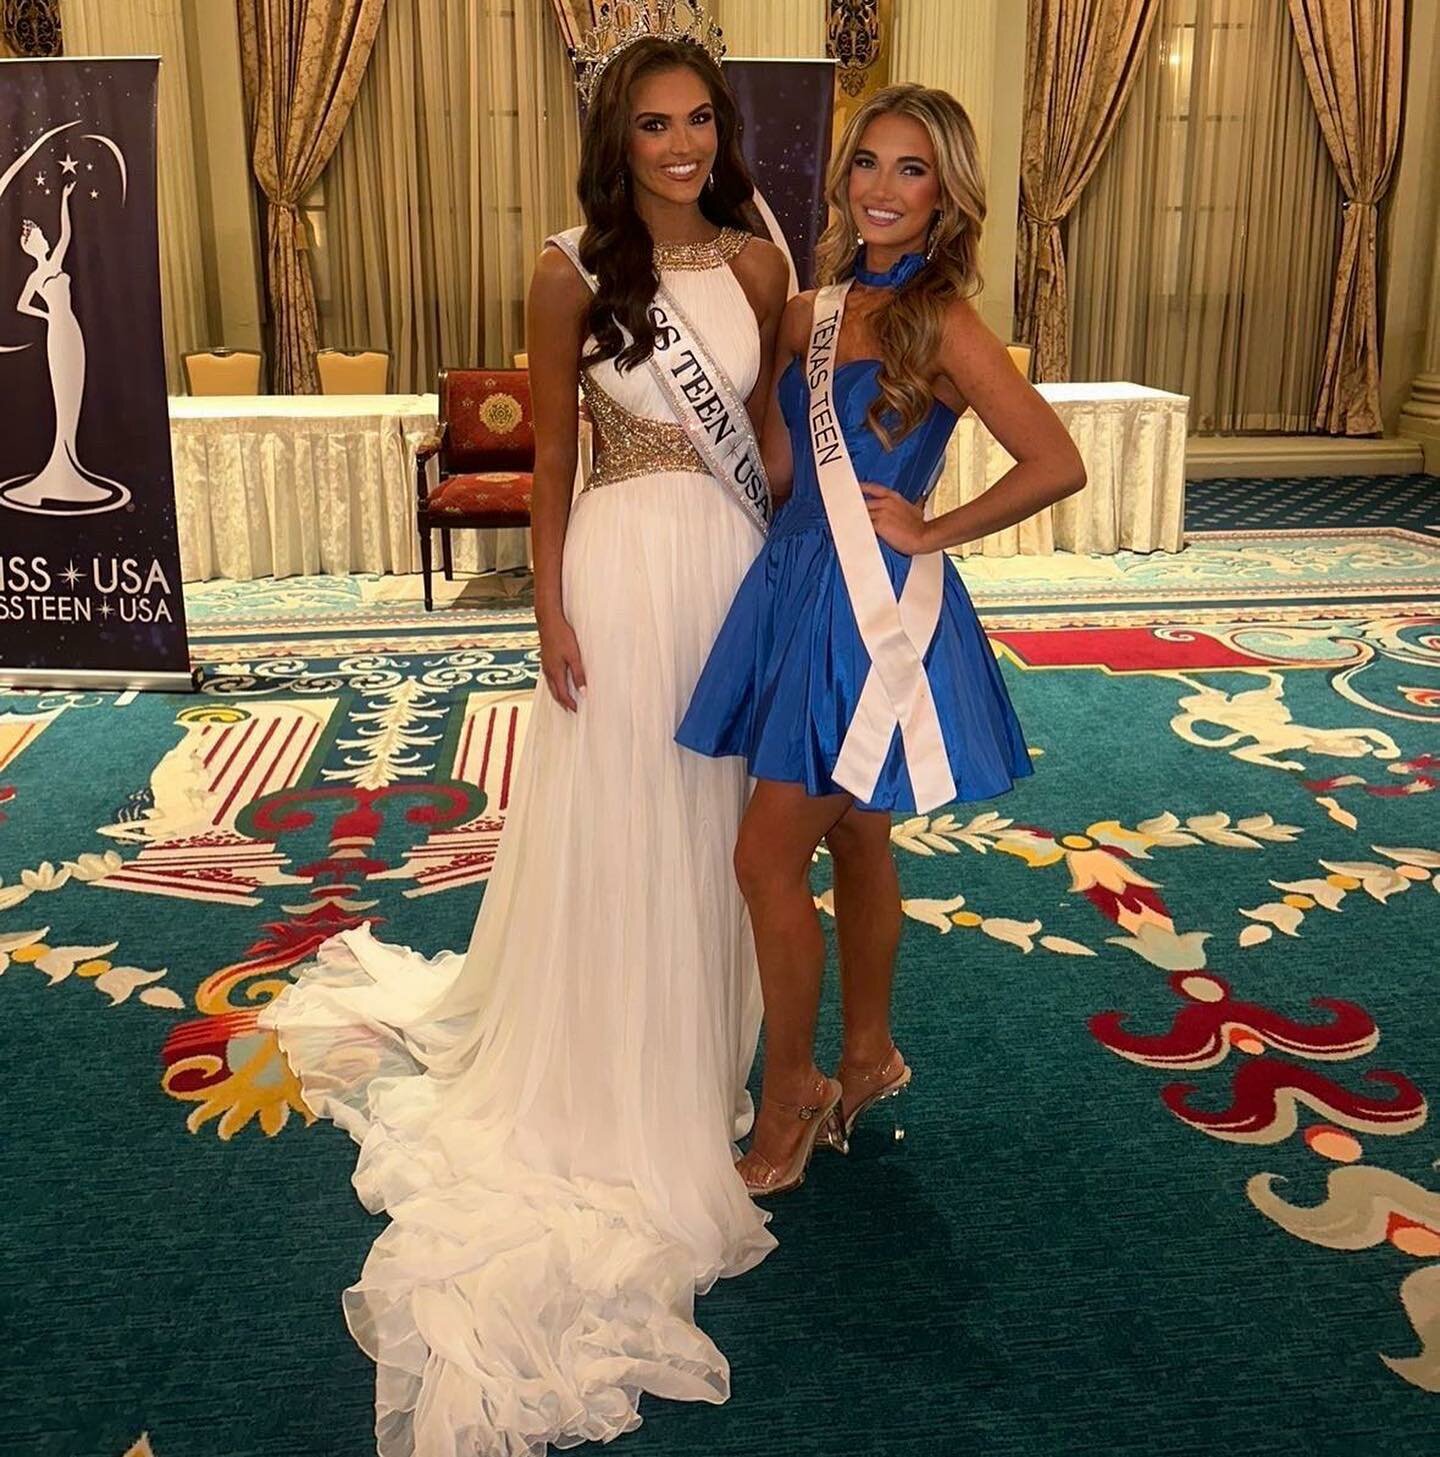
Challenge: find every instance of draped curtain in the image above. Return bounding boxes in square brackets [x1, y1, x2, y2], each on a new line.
[1286, 0, 1405, 435]
[1068, 0, 1341, 434]
[323, 0, 581, 388]
[238, 0, 385, 394]
[547, 1, 827, 57]
[712, 0, 827, 55]
[892, 0, 993, 119]
[63, 0, 211, 392]
[1014, 0, 1158, 381]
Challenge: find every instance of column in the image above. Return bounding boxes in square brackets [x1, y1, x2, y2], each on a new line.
[1396, 228, 1440, 471]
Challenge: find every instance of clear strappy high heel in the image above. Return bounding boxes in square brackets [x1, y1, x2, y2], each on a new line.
[736, 1076, 845, 1196]
[824, 1046, 911, 1154]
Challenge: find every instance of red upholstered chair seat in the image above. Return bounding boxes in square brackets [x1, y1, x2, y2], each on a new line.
[428, 471, 534, 519]
[416, 365, 536, 610]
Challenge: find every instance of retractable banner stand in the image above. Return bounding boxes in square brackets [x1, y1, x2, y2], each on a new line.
[724, 58, 836, 291]
[0, 57, 192, 692]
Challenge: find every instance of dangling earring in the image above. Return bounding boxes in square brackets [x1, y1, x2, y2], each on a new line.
[706, 170, 715, 191]
[925, 214, 942, 261]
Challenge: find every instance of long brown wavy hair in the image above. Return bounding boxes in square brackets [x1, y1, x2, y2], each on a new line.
[577, 37, 758, 373]
[814, 84, 986, 447]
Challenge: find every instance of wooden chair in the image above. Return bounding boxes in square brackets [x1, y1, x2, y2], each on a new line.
[316, 347, 392, 394]
[1006, 343, 1034, 380]
[183, 347, 264, 395]
[415, 368, 534, 611]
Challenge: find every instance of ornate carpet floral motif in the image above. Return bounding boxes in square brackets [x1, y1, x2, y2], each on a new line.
[1, 557, 1435, 1425]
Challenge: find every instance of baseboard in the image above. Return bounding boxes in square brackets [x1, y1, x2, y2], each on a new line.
[1184, 434, 1425, 480]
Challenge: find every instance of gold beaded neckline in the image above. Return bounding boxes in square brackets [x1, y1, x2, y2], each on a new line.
[652, 228, 750, 272]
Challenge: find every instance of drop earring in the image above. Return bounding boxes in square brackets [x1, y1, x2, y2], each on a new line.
[925, 215, 941, 261]
[706, 171, 715, 191]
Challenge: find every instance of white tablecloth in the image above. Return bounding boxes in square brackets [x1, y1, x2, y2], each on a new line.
[170, 381, 1187, 581]
[932, 382, 1188, 556]
[169, 393, 530, 582]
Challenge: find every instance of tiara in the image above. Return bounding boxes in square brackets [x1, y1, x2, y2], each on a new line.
[572, 1, 726, 108]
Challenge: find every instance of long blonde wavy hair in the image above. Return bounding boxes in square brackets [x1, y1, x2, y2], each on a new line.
[814, 84, 986, 448]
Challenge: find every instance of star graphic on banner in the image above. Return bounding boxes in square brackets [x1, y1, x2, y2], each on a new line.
[61, 562, 82, 586]
[35, 171, 45, 186]
[98, 601, 114, 619]
[86, 162, 94, 171]
[90, 190, 99, 200]
[60, 154, 78, 175]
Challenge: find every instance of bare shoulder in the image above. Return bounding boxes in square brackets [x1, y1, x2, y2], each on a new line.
[730, 234, 791, 325]
[940, 293, 994, 351]
[937, 292, 1015, 384]
[529, 243, 590, 316]
[527, 246, 589, 383]
[734, 234, 789, 289]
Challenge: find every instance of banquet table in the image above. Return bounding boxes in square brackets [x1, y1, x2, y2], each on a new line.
[932, 381, 1188, 557]
[169, 393, 528, 583]
[170, 381, 1188, 582]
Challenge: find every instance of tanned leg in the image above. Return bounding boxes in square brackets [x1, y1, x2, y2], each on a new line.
[825, 804, 905, 1120]
[732, 778, 852, 1182]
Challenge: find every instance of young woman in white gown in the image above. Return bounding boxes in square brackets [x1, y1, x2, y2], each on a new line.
[260, 31, 790, 1457]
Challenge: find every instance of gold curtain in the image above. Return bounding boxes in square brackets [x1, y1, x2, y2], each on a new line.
[891, 0, 992, 105]
[546, 1, 827, 57]
[238, 0, 385, 394]
[713, 0, 827, 55]
[1069, 0, 1340, 434]
[1286, 0, 1405, 435]
[1015, 0, 1158, 381]
[63, 0, 211, 393]
[324, 0, 581, 388]
[546, 0, 593, 51]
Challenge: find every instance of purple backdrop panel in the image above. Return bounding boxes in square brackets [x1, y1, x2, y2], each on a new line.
[0, 58, 190, 689]
[723, 58, 835, 290]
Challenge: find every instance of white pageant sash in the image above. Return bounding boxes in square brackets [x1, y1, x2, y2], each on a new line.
[806, 283, 956, 812]
[546, 232, 771, 535]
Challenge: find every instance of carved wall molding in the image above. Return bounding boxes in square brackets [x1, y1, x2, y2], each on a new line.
[827, 0, 881, 97]
[3, 0, 63, 57]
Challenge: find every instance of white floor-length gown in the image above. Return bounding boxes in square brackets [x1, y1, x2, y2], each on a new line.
[261, 228, 773, 1457]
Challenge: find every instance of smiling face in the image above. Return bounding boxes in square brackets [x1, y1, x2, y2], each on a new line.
[625, 63, 718, 209]
[847, 110, 941, 258]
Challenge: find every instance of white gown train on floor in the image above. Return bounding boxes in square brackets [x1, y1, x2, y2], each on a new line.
[262, 237, 772, 1457]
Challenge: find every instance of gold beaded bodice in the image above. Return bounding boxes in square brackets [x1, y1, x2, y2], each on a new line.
[578, 227, 756, 495]
[582, 376, 706, 490]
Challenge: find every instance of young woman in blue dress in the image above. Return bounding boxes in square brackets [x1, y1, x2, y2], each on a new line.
[678, 84, 1087, 1194]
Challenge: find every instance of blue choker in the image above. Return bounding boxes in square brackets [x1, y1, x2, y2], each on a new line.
[853, 247, 928, 289]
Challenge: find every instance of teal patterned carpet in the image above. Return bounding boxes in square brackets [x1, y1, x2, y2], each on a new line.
[2, 480, 1438, 1457]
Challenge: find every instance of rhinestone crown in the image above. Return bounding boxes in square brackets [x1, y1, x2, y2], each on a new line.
[573, 1, 726, 108]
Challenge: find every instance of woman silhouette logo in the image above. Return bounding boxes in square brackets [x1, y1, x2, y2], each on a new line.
[0, 124, 132, 517]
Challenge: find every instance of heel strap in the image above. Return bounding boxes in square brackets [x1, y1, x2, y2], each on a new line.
[770, 1095, 829, 1121]
[837, 1046, 904, 1084]
[768, 1078, 839, 1121]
